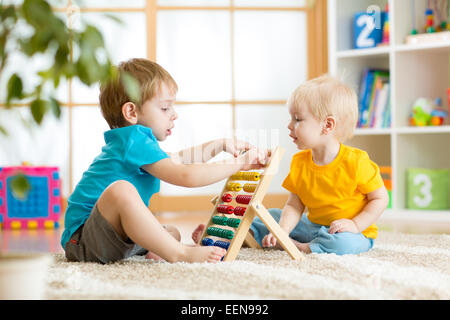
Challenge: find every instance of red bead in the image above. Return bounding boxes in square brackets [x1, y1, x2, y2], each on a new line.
[234, 207, 246, 216]
[217, 205, 234, 215]
[222, 193, 233, 203]
[236, 195, 252, 205]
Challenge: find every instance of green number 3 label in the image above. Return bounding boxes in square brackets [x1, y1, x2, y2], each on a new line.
[413, 174, 433, 208]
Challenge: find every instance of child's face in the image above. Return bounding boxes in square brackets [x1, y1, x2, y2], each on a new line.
[136, 82, 178, 141]
[287, 103, 324, 150]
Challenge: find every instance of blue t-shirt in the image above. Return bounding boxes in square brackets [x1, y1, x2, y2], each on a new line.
[61, 125, 168, 249]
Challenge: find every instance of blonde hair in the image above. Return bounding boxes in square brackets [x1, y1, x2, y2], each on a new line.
[288, 75, 358, 142]
[99, 58, 178, 129]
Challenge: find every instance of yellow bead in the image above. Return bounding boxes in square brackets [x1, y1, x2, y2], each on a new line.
[245, 172, 260, 181]
[231, 172, 243, 180]
[243, 183, 257, 193]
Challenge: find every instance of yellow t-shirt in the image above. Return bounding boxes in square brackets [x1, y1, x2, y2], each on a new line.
[282, 144, 384, 239]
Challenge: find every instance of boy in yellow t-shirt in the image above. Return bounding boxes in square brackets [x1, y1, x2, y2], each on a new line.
[250, 75, 389, 255]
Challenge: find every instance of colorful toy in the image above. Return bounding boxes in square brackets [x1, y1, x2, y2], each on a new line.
[426, 8, 436, 33]
[380, 167, 392, 209]
[201, 147, 303, 262]
[407, 168, 449, 210]
[430, 98, 447, 125]
[409, 97, 448, 126]
[407, 0, 450, 42]
[433, 0, 449, 31]
[0, 166, 62, 229]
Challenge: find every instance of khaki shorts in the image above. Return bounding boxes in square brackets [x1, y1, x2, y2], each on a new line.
[64, 204, 148, 264]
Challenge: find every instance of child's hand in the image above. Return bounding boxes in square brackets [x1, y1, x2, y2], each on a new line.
[328, 219, 359, 234]
[238, 148, 269, 170]
[262, 233, 277, 248]
[223, 138, 255, 157]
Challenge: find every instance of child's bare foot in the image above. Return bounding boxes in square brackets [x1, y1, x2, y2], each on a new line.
[184, 245, 226, 263]
[291, 239, 312, 254]
[192, 224, 205, 244]
[145, 251, 164, 261]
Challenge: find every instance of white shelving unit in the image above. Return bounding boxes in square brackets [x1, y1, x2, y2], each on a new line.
[328, 0, 450, 231]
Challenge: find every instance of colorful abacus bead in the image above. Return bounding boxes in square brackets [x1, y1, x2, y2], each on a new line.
[227, 182, 242, 192]
[214, 240, 231, 250]
[226, 218, 241, 228]
[236, 195, 252, 205]
[234, 206, 246, 216]
[207, 227, 234, 240]
[217, 205, 234, 215]
[230, 172, 243, 180]
[202, 238, 214, 246]
[212, 215, 229, 226]
[243, 183, 257, 193]
[231, 171, 260, 181]
[222, 193, 233, 203]
[240, 172, 260, 181]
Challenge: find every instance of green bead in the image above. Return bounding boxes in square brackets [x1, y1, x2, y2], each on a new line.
[212, 216, 228, 226]
[223, 229, 234, 239]
[207, 227, 234, 240]
[227, 218, 241, 228]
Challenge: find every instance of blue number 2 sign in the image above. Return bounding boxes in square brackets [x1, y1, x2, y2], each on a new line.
[353, 10, 384, 49]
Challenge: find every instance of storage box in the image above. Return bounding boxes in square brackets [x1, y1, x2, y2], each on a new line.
[407, 168, 449, 210]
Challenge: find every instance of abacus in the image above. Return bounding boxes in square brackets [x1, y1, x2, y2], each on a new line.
[200, 147, 303, 262]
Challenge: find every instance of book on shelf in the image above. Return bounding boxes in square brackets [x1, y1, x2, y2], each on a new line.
[358, 68, 391, 129]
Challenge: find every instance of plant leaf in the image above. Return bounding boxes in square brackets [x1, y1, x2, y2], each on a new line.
[82, 25, 105, 49]
[10, 173, 31, 200]
[0, 124, 8, 136]
[30, 98, 48, 124]
[6, 73, 23, 105]
[49, 97, 61, 119]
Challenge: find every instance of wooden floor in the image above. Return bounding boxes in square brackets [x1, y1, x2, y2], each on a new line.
[0, 211, 211, 254]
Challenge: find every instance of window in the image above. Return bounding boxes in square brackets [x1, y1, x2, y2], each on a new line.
[0, 0, 328, 210]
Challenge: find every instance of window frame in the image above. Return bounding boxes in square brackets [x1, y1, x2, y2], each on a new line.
[0, 0, 328, 211]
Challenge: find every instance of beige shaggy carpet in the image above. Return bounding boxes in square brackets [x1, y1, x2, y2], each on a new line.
[44, 231, 450, 300]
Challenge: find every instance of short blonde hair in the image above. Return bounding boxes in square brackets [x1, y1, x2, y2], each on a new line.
[99, 58, 178, 129]
[288, 75, 358, 142]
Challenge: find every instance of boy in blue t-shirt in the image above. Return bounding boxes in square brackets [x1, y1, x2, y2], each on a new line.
[62, 58, 267, 264]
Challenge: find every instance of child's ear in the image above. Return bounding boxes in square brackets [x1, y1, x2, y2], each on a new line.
[322, 116, 336, 135]
[122, 102, 138, 125]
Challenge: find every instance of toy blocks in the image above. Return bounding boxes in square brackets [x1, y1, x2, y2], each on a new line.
[0, 166, 62, 229]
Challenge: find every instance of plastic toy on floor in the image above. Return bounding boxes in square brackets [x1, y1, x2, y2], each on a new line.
[0, 165, 62, 229]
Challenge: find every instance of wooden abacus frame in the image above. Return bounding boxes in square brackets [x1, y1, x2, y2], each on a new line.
[200, 146, 304, 262]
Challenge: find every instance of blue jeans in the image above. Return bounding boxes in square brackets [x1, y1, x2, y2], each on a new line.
[249, 208, 374, 255]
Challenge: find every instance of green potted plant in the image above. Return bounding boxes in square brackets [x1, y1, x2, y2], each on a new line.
[0, 0, 139, 197]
